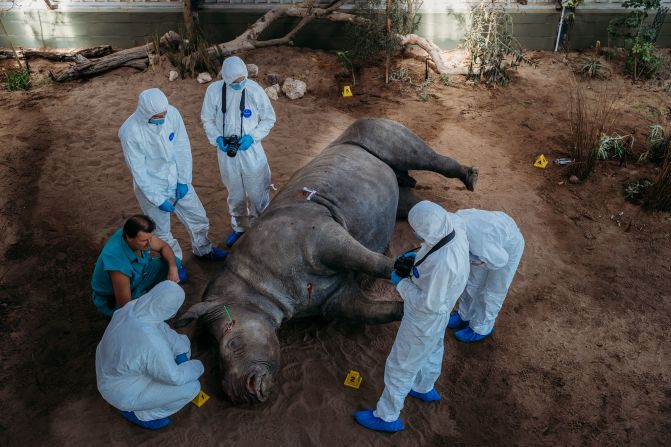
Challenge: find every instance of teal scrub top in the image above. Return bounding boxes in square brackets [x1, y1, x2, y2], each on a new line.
[91, 228, 152, 299]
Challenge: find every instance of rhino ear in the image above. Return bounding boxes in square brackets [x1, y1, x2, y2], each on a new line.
[173, 301, 219, 328]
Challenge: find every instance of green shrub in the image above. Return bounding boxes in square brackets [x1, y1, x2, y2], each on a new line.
[639, 124, 668, 162]
[580, 57, 606, 79]
[625, 179, 652, 202]
[4, 67, 31, 91]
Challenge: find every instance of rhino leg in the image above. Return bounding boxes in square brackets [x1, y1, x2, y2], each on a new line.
[396, 187, 422, 219]
[318, 222, 394, 279]
[333, 118, 479, 191]
[321, 281, 403, 324]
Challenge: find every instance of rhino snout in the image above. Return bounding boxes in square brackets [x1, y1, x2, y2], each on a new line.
[246, 365, 273, 402]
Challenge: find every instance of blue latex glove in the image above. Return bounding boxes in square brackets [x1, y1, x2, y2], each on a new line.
[396, 251, 417, 262]
[238, 135, 254, 151]
[159, 200, 175, 213]
[390, 271, 402, 286]
[216, 136, 228, 152]
[175, 183, 188, 200]
[175, 353, 189, 365]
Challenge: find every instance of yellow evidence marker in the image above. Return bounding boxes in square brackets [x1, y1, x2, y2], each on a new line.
[534, 154, 549, 169]
[344, 370, 363, 389]
[191, 390, 210, 407]
[342, 85, 353, 97]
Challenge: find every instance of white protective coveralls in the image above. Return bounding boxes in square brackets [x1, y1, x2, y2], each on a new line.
[200, 56, 277, 233]
[374, 201, 470, 422]
[119, 88, 214, 259]
[95, 280, 204, 421]
[455, 209, 525, 335]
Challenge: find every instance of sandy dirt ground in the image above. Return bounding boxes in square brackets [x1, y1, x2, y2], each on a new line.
[0, 47, 670, 446]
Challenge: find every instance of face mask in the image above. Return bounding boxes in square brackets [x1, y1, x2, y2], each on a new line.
[230, 79, 247, 91]
[148, 118, 165, 125]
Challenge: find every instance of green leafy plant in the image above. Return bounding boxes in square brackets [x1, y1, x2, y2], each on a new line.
[596, 133, 634, 160]
[162, 26, 223, 79]
[608, 0, 668, 80]
[639, 124, 668, 162]
[336, 50, 356, 86]
[625, 179, 652, 202]
[462, 0, 534, 86]
[389, 66, 411, 83]
[389, 66, 433, 101]
[580, 57, 606, 79]
[439, 74, 452, 87]
[415, 79, 431, 101]
[347, 0, 423, 83]
[4, 67, 31, 91]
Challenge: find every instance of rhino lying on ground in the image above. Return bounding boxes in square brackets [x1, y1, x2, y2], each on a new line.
[175, 118, 478, 403]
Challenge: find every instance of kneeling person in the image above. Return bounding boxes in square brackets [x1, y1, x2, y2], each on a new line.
[91, 215, 185, 317]
[96, 281, 204, 430]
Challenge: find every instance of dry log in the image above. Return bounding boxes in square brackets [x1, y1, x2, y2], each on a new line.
[0, 46, 113, 61]
[50, 31, 179, 82]
[123, 59, 149, 70]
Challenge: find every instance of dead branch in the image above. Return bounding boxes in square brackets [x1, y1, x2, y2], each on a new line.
[50, 32, 179, 82]
[0, 46, 113, 62]
[202, 2, 453, 77]
[47, 1, 460, 82]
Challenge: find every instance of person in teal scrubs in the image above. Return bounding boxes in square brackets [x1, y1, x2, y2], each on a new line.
[92, 215, 184, 317]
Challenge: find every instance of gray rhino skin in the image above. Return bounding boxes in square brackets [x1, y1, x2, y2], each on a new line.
[176, 118, 478, 404]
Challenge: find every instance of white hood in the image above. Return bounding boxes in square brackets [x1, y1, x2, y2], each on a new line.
[220, 56, 248, 84]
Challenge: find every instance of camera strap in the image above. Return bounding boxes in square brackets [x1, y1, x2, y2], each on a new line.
[413, 230, 456, 268]
[222, 83, 246, 137]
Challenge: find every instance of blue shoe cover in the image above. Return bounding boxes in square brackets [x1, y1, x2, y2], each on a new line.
[447, 312, 468, 330]
[195, 246, 228, 262]
[353, 410, 405, 433]
[225, 231, 244, 248]
[119, 410, 171, 430]
[177, 264, 188, 284]
[408, 388, 441, 402]
[454, 326, 492, 343]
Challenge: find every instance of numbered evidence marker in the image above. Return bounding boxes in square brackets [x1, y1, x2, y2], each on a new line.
[344, 370, 363, 389]
[342, 86, 353, 97]
[191, 390, 210, 407]
[534, 154, 549, 169]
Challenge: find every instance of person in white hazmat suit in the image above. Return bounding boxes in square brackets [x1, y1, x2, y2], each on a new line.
[447, 209, 525, 342]
[96, 280, 204, 430]
[200, 56, 276, 248]
[119, 88, 227, 278]
[354, 201, 470, 433]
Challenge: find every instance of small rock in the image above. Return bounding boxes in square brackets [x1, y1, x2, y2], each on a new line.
[169, 70, 179, 82]
[569, 175, 579, 184]
[265, 84, 280, 100]
[282, 78, 307, 100]
[246, 64, 259, 78]
[197, 72, 212, 84]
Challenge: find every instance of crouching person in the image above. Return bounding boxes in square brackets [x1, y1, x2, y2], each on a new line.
[95, 280, 204, 430]
[91, 215, 186, 318]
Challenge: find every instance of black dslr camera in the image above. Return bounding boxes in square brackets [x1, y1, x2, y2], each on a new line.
[224, 135, 240, 158]
[393, 253, 415, 278]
